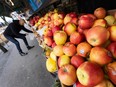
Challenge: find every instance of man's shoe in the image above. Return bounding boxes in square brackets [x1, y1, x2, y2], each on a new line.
[19, 52, 28, 56]
[27, 46, 35, 50]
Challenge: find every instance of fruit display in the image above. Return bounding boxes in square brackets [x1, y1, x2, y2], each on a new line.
[31, 7, 116, 87]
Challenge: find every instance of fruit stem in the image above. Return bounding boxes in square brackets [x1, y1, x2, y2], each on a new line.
[63, 68, 67, 72]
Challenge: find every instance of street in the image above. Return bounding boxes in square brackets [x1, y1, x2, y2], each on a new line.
[0, 36, 55, 87]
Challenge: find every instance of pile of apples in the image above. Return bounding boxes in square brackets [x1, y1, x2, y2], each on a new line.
[29, 15, 40, 26]
[35, 7, 116, 87]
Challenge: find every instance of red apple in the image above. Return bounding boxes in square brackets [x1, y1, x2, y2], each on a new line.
[44, 36, 53, 46]
[45, 29, 53, 37]
[58, 13, 65, 19]
[68, 12, 77, 18]
[74, 81, 89, 87]
[52, 26, 61, 34]
[108, 25, 116, 41]
[47, 16, 51, 22]
[94, 7, 106, 19]
[52, 42, 56, 48]
[86, 26, 109, 46]
[77, 61, 104, 87]
[106, 62, 116, 85]
[71, 55, 85, 68]
[87, 14, 96, 21]
[90, 46, 112, 66]
[54, 31, 67, 45]
[70, 32, 84, 45]
[64, 22, 77, 36]
[107, 42, 116, 59]
[58, 64, 77, 86]
[63, 42, 77, 56]
[77, 42, 92, 57]
[78, 15, 94, 29]
[70, 17, 78, 25]
[64, 12, 77, 25]
[58, 55, 71, 68]
[77, 26, 84, 34]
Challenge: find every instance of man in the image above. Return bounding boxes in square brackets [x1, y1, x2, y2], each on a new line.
[3, 19, 34, 56]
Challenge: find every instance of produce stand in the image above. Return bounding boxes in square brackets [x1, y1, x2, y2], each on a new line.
[25, 0, 116, 87]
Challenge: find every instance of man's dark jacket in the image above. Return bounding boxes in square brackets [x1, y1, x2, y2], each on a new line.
[4, 20, 32, 37]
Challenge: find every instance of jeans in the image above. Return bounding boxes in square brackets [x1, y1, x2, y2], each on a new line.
[4, 34, 29, 53]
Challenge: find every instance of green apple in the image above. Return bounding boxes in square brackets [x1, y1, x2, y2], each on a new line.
[104, 15, 116, 26]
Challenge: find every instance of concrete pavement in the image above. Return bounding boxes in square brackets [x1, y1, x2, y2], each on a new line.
[0, 36, 55, 87]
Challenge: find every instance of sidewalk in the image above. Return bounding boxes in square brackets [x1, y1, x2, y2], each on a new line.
[0, 36, 55, 87]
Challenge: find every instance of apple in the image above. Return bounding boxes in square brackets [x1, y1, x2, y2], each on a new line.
[77, 61, 104, 87]
[46, 58, 57, 73]
[87, 14, 96, 21]
[83, 29, 89, 36]
[94, 79, 114, 87]
[58, 64, 77, 86]
[77, 42, 92, 57]
[49, 21, 55, 28]
[86, 26, 109, 46]
[50, 51, 57, 61]
[77, 26, 84, 34]
[54, 18, 63, 26]
[70, 17, 78, 25]
[64, 12, 77, 25]
[54, 31, 67, 45]
[58, 55, 71, 68]
[78, 15, 94, 29]
[63, 42, 77, 56]
[53, 13, 59, 20]
[104, 15, 116, 26]
[53, 45, 64, 56]
[71, 55, 85, 68]
[47, 16, 51, 22]
[58, 13, 65, 19]
[44, 36, 53, 46]
[92, 19, 107, 28]
[64, 22, 77, 36]
[108, 25, 116, 41]
[74, 81, 89, 87]
[52, 26, 61, 34]
[94, 7, 106, 19]
[90, 46, 112, 66]
[64, 14, 72, 25]
[106, 62, 116, 85]
[45, 29, 53, 37]
[51, 42, 56, 48]
[107, 42, 116, 59]
[70, 32, 84, 45]
[68, 12, 77, 18]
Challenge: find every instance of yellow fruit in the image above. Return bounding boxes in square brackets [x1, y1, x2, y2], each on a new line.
[34, 23, 39, 28]
[54, 9, 58, 13]
[50, 52, 57, 61]
[46, 58, 57, 73]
